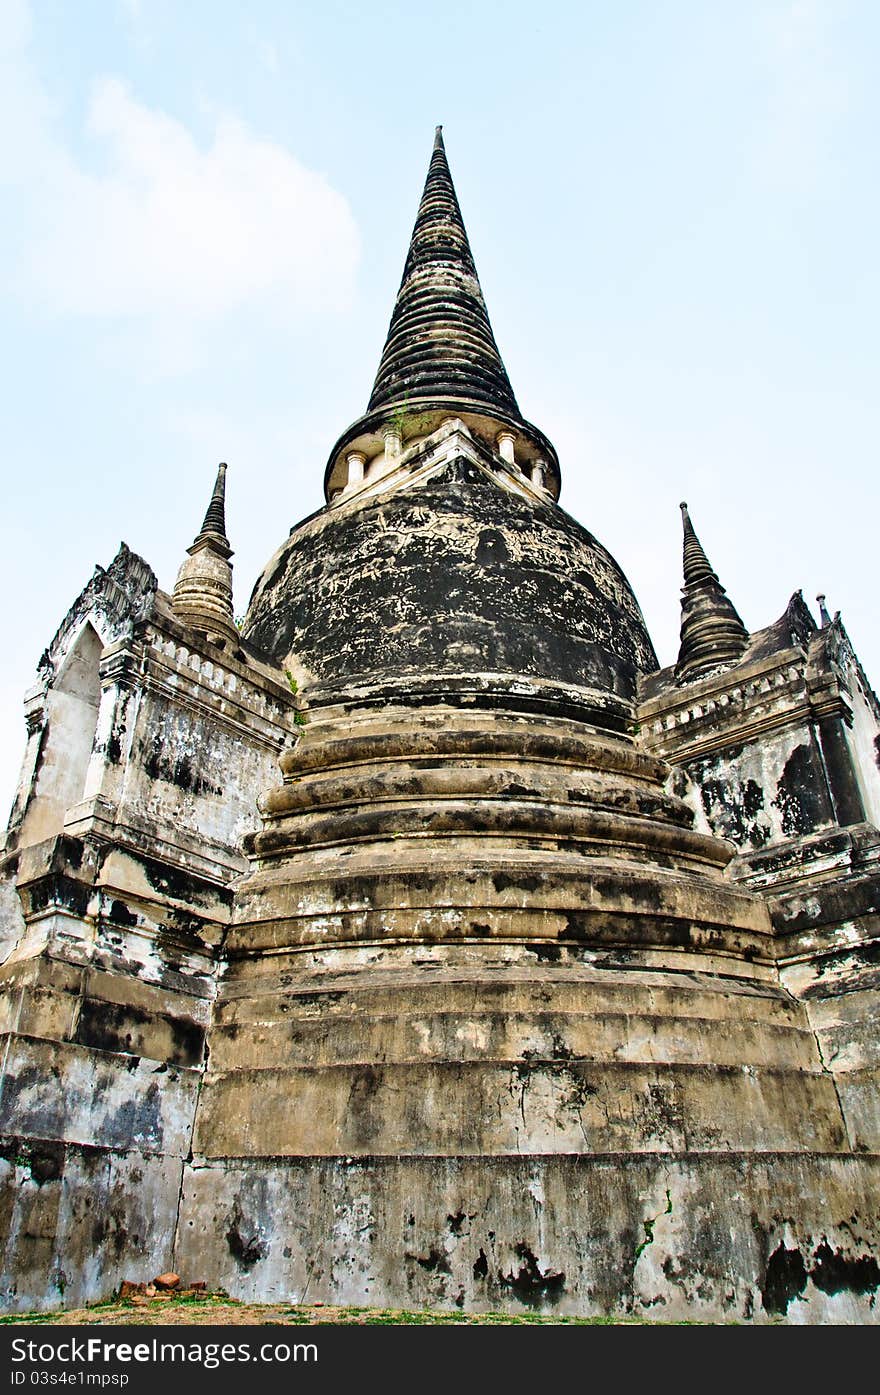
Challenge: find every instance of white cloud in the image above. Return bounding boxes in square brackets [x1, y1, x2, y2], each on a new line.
[0, 6, 358, 328]
[18, 77, 358, 319]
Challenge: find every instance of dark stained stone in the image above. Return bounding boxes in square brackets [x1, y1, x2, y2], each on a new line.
[193, 462, 231, 555]
[324, 128, 561, 501]
[675, 502, 749, 681]
[367, 127, 519, 421]
[243, 456, 657, 715]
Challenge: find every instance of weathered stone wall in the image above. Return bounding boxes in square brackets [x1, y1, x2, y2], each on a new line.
[1, 1142, 183, 1313]
[639, 637, 836, 852]
[0, 549, 296, 1312]
[638, 596, 880, 1257]
[0, 875, 26, 967]
[639, 603, 879, 860]
[70, 617, 293, 879]
[0, 933, 208, 1311]
[176, 1153, 880, 1322]
[673, 724, 834, 851]
[756, 824, 880, 1155]
[828, 625, 880, 826]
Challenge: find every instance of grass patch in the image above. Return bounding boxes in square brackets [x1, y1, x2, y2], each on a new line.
[0, 1293, 684, 1326]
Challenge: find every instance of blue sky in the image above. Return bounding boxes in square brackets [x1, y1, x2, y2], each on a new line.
[1, 0, 878, 816]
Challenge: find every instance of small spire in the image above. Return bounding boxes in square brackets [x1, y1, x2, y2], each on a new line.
[172, 463, 238, 645]
[680, 502, 718, 587]
[196, 462, 229, 545]
[434, 124, 444, 149]
[676, 502, 749, 682]
[817, 593, 832, 628]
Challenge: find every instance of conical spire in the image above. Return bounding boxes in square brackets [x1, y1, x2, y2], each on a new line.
[323, 129, 560, 502]
[367, 126, 519, 418]
[172, 464, 238, 645]
[681, 502, 719, 588]
[195, 461, 230, 548]
[676, 503, 749, 681]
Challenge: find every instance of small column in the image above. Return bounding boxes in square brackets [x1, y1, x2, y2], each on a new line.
[496, 431, 516, 466]
[346, 451, 366, 488]
[383, 427, 402, 467]
[531, 460, 546, 490]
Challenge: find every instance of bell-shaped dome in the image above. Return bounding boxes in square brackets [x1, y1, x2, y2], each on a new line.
[243, 438, 656, 728]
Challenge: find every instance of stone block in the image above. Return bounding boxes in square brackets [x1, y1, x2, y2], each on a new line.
[0, 1035, 199, 1156]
